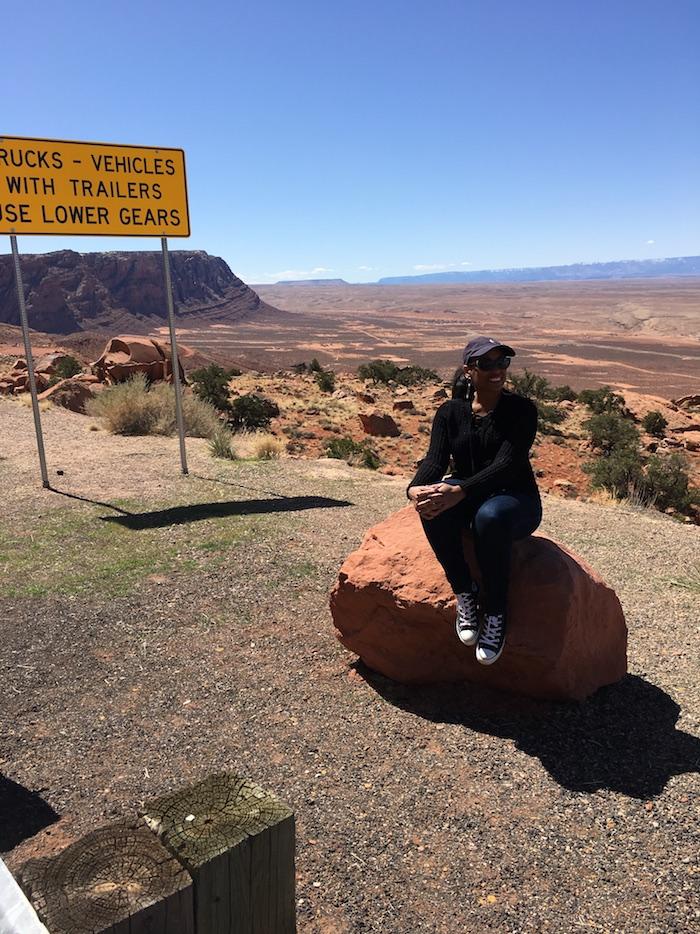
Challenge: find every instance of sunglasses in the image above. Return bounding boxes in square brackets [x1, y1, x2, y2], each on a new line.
[472, 355, 511, 371]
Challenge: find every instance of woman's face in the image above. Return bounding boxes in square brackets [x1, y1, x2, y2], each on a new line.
[464, 348, 509, 392]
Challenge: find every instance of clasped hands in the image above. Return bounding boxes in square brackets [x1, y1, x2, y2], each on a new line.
[409, 482, 465, 520]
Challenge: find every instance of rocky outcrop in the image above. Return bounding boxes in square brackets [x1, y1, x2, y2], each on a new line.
[37, 378, 97, 413]
[92, 335, 184, 384]
[330, 505, 627, 701]
[358, 411, 401, 437]
[0, 250, 275, 334]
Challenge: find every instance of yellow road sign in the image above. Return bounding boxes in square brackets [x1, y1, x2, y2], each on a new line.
[0, 136, 190, 237]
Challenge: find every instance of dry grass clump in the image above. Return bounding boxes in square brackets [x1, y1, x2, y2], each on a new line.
[208, 427, 238, 460]
[253, 434, 284, 460]
[86, 375, 219, 438]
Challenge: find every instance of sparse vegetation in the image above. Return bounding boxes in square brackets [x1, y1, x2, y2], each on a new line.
[643, 453, 693, 512]
[208, 427, 238, 460]
[190, 363, 239, 413]
[509, 369, 553, 400]
[253, 434, 283, 460]
[325, 436, 380, 469]
[86, 375, 219, 437]
[579, 386, 626, 415]
[584, 413, 640, 454]
[228, 393, 280, 430]
[357, 359, 438, 386]
[314, 368, 336, 393]
[583, 446, 645, 498]
[641, 410, 668, 438]
[54, 355, 83, 380]
[534, 400, 567, 435]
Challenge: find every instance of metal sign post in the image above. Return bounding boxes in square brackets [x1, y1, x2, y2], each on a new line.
[161, 237, 188, 475]
[10, 235, 49, 489]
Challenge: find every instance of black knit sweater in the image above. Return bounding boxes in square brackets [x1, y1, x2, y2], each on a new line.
[408, 391, 540, 505]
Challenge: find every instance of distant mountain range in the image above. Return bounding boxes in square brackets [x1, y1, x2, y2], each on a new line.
[275, 278, 349, 286]
[0, 250, 275, 334]
[378, 256, 700, 285]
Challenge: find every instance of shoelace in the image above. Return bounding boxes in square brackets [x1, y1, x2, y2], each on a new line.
[479, 614, 504, 648]
[457, 592, 478, 628]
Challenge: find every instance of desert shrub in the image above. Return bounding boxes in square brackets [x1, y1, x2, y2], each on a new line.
[583, 446, 645, 498]
[189, 363, 237, 412]
[535, 400, 567, 435]
[550, 384, 578, 402]
[309, 357, 323, 373]
[325, 436, 379, 469]
[509, 369, 552, 400]
[641, 410, 668, 438]
[291, 362, 307, 374]
[358, 359, 400, 384]
[87, 375, 218, 437]
[314, 368, 336, 393]
[208, 427, 237, 460]
[642, 453, 692, 512]
[395, 365, 439, 386]
[357, 359, 438, 386]
[55, 355, 83, 379]
[253, 434, 283, 460]
[584, 412, 639, 454]
[578, 386, 626, 415]
[228, 393, 279, 430]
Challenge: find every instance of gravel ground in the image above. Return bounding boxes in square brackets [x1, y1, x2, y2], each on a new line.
[1, 398, 699, 933]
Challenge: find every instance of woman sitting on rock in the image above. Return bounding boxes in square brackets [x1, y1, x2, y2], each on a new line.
[407, 336, 541, 665]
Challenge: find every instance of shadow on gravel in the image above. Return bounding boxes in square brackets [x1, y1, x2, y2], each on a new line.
[0, 775, 59, 851]
[100, 495, 353, 530]
[359, 667, 700, 799]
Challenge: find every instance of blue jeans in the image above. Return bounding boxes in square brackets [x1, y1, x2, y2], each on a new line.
[419, 482, 542, 614]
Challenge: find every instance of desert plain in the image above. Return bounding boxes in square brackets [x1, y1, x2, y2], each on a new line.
[146, 278, 700, 398]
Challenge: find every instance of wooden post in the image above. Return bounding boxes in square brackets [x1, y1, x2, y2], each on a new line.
[142, 773, 296, 934]
[19, 819, 194, 934]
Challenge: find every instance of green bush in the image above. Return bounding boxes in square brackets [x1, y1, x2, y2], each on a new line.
[509, 369, 552, 400]
[643, 453, 692, 511]
[583, 447, 645, 498]
[535, 400, 567, 435]
[357, 359, 438, 386]
[550, 384, 578, 402]
[578, 386, 626, 415]
[641, 410, 668, 438]
[55, 355, 83, 379]
[87, 374, 219, 438]
[189, 363, 237, 412]
[314, 368, 336, 393]
[309, 357, 323, 373]
[291, 362, 307, 374]
[583, 413, 640, 454]
[325, 436, 379, 469]
[228, 393, 280, 430]
[208, 427, 238, 460]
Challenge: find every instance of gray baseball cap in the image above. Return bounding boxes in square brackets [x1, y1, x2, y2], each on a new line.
[462, 336, 516, 364]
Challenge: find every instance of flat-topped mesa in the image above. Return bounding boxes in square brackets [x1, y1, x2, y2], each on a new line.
[0, 249, 274, 334]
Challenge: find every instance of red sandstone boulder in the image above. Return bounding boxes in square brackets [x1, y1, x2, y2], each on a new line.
[38, 378, 97, 413]
[330, 505, 627, 701]
[393, 399, 415, 411]
[358, 411, 401, 437]
[91, 335, 184, 385]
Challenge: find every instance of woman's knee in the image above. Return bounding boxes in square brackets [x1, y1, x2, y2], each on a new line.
[473, 498, 515, 538]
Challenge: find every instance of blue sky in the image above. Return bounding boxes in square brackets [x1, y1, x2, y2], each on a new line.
[5, 0, 699, 282]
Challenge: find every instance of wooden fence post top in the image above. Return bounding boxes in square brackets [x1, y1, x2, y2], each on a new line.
[19, 819, 193, 934]
[142, 772, 294, 872]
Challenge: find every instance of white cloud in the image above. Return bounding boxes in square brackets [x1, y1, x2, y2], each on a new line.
[413, 261, 472, 271]
[263, 266, 333, 280]
[358, 265, 374, 271]
[646, 239, 655, 245]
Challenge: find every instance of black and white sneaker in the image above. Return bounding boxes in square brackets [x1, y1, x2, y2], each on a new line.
[476, 613, 506, 665]
[455, 587, 480, 646]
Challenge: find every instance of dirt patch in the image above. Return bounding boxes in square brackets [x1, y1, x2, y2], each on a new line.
[1, 398, 699, 932]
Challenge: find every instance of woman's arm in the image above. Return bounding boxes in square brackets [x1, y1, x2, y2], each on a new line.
[406, 402, 452, 499]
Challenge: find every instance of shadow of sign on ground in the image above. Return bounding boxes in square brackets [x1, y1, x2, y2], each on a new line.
[361, 669, 700, 799]
[0, 776, 60, 852]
